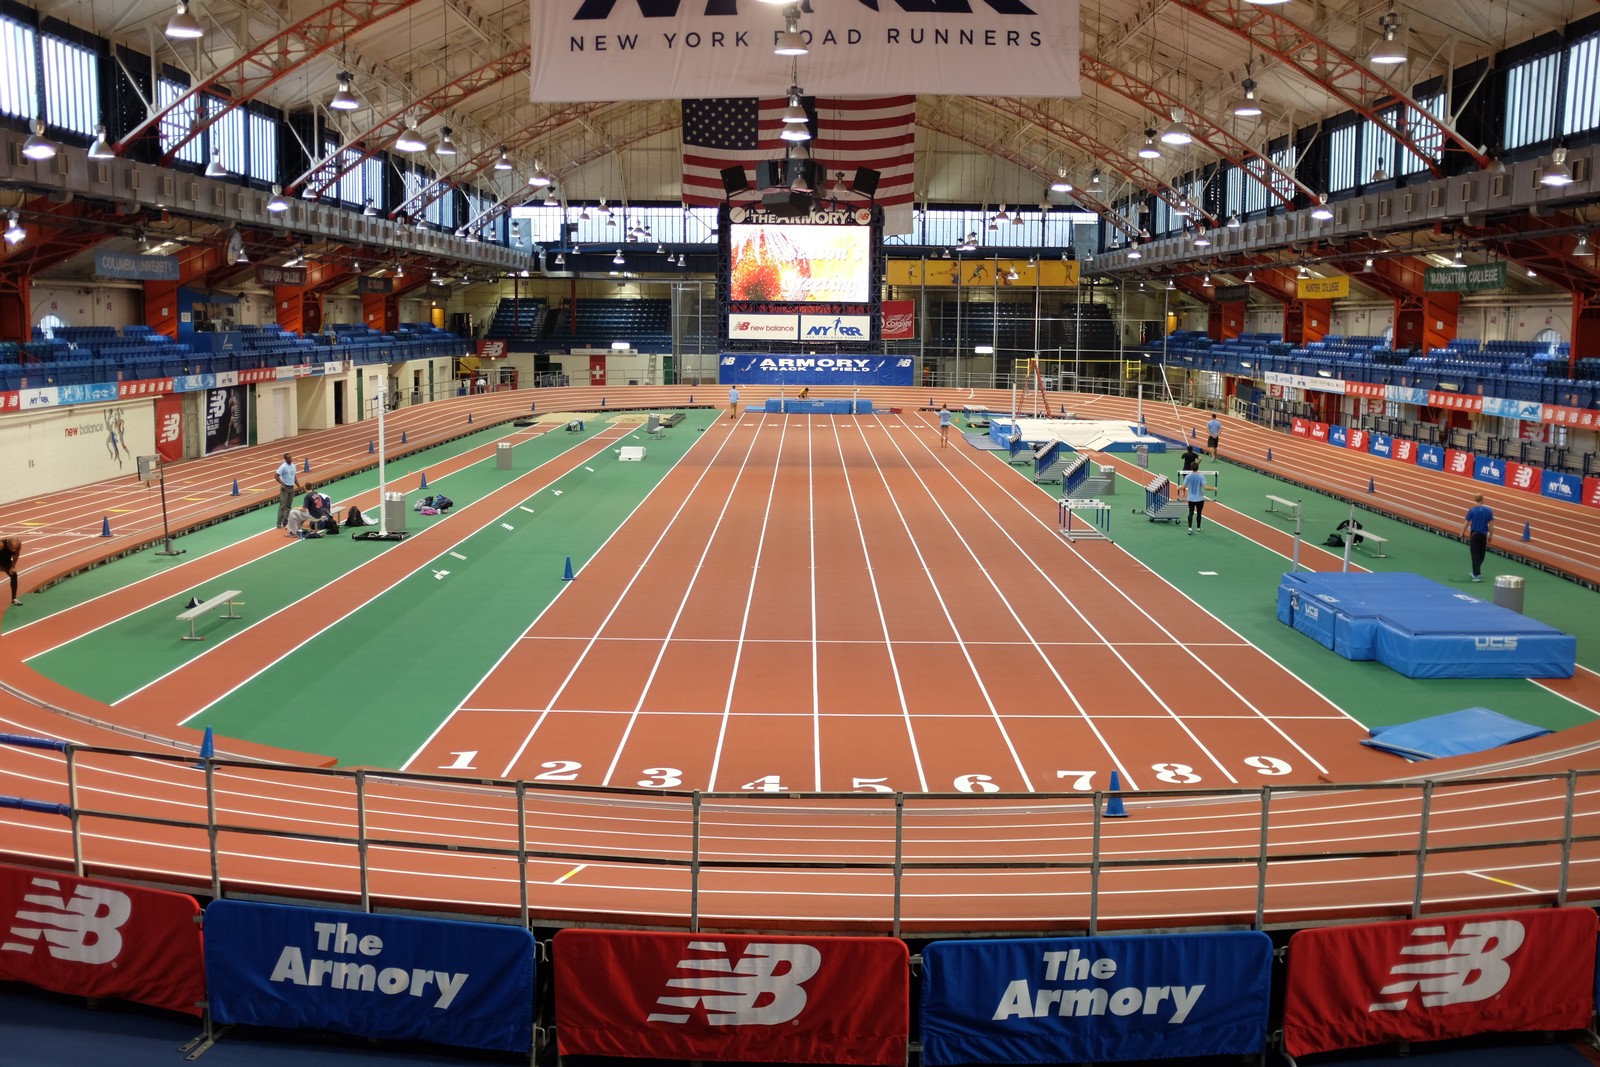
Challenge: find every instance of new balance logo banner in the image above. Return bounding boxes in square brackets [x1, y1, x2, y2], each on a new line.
[0, 863, 205, 1015]
[203, 901, 537, 1054]
[919, 933, 1272, 1065]
[1280, 907, 1598, 1057]
[553, 930, 909, 1065]
[532, 1, 1079, 101]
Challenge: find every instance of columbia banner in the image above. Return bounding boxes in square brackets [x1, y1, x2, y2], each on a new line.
[0, 864, 205, 1015]
[720, 353, 915, 386]
[203, 901, 537, 1054]
[553, 929, 909, 1065]
[1280, 907, 1598, 1058]
[919, 933, 1272, 1065]
[531, 1, 1079, 101]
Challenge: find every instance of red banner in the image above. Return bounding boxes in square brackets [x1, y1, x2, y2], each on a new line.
[1308, 421, 1329, 442]
[588, 354, 607, 387]
[1427, 390, 1483, 412]
[1505, 461, 1540, 492]
[1290, 417, 1309, 437]
[1281, 907, 1597, 1058]
[1389, 437, 1417, 464]
[880, 299, 915, 340]
[478, 340, 506, 358]
[1584, 477, 1600, 508]
[154, 392, 184, 463]
[1346, 381, 1386, 398]
[0, 863, 205, 1014]
[1345, 427, 1367, 451]
[1444, 448, 1475, 477]
[553, 930, 908, 1065]
[1542, 403, 1600, 428]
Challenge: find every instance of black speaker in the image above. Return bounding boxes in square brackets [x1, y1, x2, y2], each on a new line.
[851, 167, 881, 198]
[720, 165, 749, 197]
[755, 160, 781, 191]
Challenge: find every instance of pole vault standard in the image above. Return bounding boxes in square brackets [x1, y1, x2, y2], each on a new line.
[355, 381, 408, 543]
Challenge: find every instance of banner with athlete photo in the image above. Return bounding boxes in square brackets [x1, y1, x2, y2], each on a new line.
[554, 929, 908, 1065]
[1281, 907, 1597, 1057]
[0, 863, 205, 1015]
[202, 385, 247, 454]
[531, 1, 1078, 102]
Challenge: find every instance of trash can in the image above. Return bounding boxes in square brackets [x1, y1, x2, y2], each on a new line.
[1099, 464, 1116, 494]
[1134, 444, 1149, 470]
[382, 491, 407, 533]
[496, 441, 513, 470]
[1492, 574, 1524, 613]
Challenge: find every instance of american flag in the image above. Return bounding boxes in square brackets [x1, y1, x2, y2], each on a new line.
[681, 95, 916, 235]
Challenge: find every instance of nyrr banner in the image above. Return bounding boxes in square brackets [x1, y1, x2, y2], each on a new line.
[204, 900, 536, 1053]
[531, 1, 1079, 102]
[720, 353, 915, 386]
[1280, 907, 1598, 1058]
[0, 863, 205, 1015]
[919, 933, 1272, 1065]
[553, 929, 909, 1065]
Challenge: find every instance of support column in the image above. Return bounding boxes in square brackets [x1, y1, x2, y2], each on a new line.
[362, 293, 397, 331]
[1572, 290, 1600, 378]
[1419, 290, 1459, 353]
[1284, 299, 1331, 344]
[0, 273, 30, 343]
[1209, 300, 1245, 341]
[276, 286, 305, 335]
[144, 279, 180, 338]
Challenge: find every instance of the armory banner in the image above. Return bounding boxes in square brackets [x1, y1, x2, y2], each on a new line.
[719, 353, 915, 387]
[532, 0, 1080, 102]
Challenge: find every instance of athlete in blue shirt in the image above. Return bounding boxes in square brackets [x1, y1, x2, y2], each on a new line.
[1461, 493, 1494, 582]
[1183, 470, 1216, 534]
[938, 404, 952, 447]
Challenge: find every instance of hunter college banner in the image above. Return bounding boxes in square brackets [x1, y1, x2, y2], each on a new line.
[531, 0, 1080, 101]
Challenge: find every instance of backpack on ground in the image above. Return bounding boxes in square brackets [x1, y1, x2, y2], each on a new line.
[344, 506, 369, 527]
[432, 494, 453, 511]
[413, 495, 435, 511]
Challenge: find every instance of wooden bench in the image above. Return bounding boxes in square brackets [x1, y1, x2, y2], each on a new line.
[178, 590, 243, 641]
[1265, 494, 1300, 518]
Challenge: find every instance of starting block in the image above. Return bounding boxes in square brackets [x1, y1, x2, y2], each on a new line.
[619, 446, 646, 461]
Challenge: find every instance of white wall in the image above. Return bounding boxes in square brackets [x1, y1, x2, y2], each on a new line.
[30, 283, 140, 331]
[0, 398, 156, 505]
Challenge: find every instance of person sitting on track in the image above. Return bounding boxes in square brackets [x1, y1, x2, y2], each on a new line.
[304, 490, 339, 534]
[285, 506, 322, 539]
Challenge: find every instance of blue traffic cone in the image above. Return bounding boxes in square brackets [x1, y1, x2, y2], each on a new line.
[401, 430, 407, 444]
[302, 457, 310, 473]
[1189, 426, 1196, 438]
[419, 471, 428, 489]
[100, 516, 111, 537]
[231, 479, 239, 496]
[193, 726, 214, 768]
[1266, 448, 1273, 462]
[601, 397, 607, 407]
[468, 412, 473, 423]
[1060, 404, 1066, 414]
[368, 439, 375, 454]
[562, 556, 575, 581]
[1522, 521, 1531, 542]
[1367, 477, 1375, 493]
[530, 402, 537, 412]
[688, 394, 693, 404]
[1104, 770, 1128, 818]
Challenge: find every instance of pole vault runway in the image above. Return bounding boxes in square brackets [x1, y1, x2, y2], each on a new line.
[408, 410, 1399, 795]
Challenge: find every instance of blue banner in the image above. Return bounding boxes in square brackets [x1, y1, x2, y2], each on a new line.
[1473, 455, 1508, 486]
[1542, 469, 1583, 503]
[1389, 386, 1428, 405]
[204, 901, 535, 1053]
[94, 249, 180, 281]
[1369, 433, 1393, 459]
[719, 353, 914, 386]
[1417, 443, 1445, 471]
[1327, 424, 1348, 448]
[1482, 396, 1544, 420]
[920, 933, 1272, 1065]
[56, 382, 119, 406]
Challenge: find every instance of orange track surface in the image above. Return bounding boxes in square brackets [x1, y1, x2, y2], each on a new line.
[2, 386, 1598, 935]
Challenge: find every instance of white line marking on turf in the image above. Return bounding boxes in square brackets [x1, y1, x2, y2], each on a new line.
[449, 552, 467, 560]
[500, 522, 515, 530]
[520, 506, 535, 513]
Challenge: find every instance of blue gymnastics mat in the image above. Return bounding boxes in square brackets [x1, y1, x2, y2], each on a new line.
[1276, 571, 1576, 679]
[1363, 707, 1553, 761]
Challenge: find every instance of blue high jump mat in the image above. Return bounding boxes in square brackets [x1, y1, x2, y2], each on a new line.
[1363, 707, 1553, 761]
[1276, 571, 1575, 679]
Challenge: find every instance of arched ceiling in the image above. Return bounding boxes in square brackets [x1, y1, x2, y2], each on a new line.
[62, 0, 1577, 215]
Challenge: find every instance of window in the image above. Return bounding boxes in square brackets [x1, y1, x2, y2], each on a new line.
[1564, 33, 1600, 136]
[1504, 52, 1560, 149]
[41, 34, 96, 136]
[1242, 157, 1270, 214]
[36, 313, 66, 338]
[1400, 92, 1445, 175]
[212, 99, 245, 174]
[1363, 106, 1399, 181]
[1223, 163, 1243, 217]
[247, 110, 277, 183]
[0, 15, 37, 121]
[158, 77, 204, 164]
[1328, 124, 1357, 192]
[1268, 144, 1297, 205]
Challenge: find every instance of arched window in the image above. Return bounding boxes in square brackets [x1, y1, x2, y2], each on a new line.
[1532, 327, 1562, 353]
[36, 313, 65, 339]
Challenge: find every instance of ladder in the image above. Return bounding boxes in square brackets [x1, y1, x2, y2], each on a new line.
[645, 353, 658, 384]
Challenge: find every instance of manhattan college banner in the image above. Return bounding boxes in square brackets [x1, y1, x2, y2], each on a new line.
[531, 1, 1080, 102]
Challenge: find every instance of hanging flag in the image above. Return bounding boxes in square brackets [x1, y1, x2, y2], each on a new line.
[682, 96, 916, 235]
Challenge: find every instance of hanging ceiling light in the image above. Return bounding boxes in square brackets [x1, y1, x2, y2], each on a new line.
[266, 184, 290, 212]
[1051, 168, 1073, 193]
[677, 253, 687, 266]
[1369, 9, 1408, 66]
[88, 124, 114, 159]
[435, 126, 457, 156]
[165, 0, 204, 38]
[1243, 269, 1256, 282]
[1127, 246, 1142, 259]
[494, 146, 513, 170]
[1138, 130, 1161, 160]
[554, 252, 566, 266]
[1575, 233, 1593, 257]
[527, 161, 554, 187]
[1172, 199, 1190, 217]
[363, 198, 378, 217]
[544, 188, 559, 207]
[1088, 169, 1101, 187]
[1297, 264, 1311, 278]
[774, 11, 808, 55]
[612, 249, 625, 265]
[394, 118, 427, 153]
[1006, 266, 1019, 281]
[1159, 112, 1193, 146]
[1194, 228, 1210, 247]
[1202, 274, 1211, 286]
[956, 232, 976, 252]
[1451, 248, 1467, 268]
[1311, 194, 1334, 220]
[329, 72, 360, 111]
[791, 171, 811, 193]
[1226, 212, 1241, 229]
[1233, 79, 1262, 118]
[780, 90, 811, 142]
[22, 118, 56, 160]
[205, 149, 226, 177]
[1364, 257, 1375, 270]
[3, 212, 24, 245]
[1541, 147, 1574, 186]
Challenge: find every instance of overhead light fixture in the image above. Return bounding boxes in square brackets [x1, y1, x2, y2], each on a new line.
[88, 124, 114, 159]
[1127, 247, 1142, 259]
[527, 161, 553, 187]
[677, 253, 687, 266]
[1226, 212, 1241, 229]
[494, 146, 513, 170]
[1194, 228, 1210, 247]
[941, 248, 951, 259]
[613, 249, 625, 265]
[235, 245, 248, 263]
[1173, 199, 1190, 217]
[3, 212, 24, 245]
[974, 345, 995, 354]
[1159, 113, 1193, 146]
[775, 12, 808, 55]
[266, 184, 290, 212]
[165, 0, 204, 38]
[542, 188, 558, 207]
[1006, 266, 1019, 281]
[22, 119, 56, 160]
[1451, 248, 1467, 268]
[1202, 274, 1212, 286]
[554, 252, 565, 266]
[780, 90, 811, 142]
[205, 149, 226, 177]
[1371, 165, 1389, 182]
[1369, 10, 1408, 66]
[1051, 169, 1073, 193]
[435, 126, 457, 156]
[1297, 264, 1311, 278]
[1243, 270, 1255, 282]
[1311, 194, 1333, 220]
[329, 72, 360, 111]
[1364, 257, 1375, 271]
[1541, 147, 1573, 187]
[1575, 233, 1593, 257]
[363, 198, 378, 216]
[1088, 169, 1101, 187]
[1526, 266, 1537, 277]
[394, 119, 427, 153]
[1138, 130, 1161, 159]
[1233, 79, 1262, 118]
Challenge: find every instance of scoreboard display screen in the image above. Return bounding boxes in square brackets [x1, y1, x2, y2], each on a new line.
[728, 224, 871, 304]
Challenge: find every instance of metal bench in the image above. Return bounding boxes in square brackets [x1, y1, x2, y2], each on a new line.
[1266, 494, 1301, 519]
[1347, 529, 1390, 558]
[178, 590, 243, 641]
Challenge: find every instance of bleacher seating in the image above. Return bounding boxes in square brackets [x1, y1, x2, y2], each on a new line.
[549, 298, 671, 351]
[486, 297, 549, 342]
